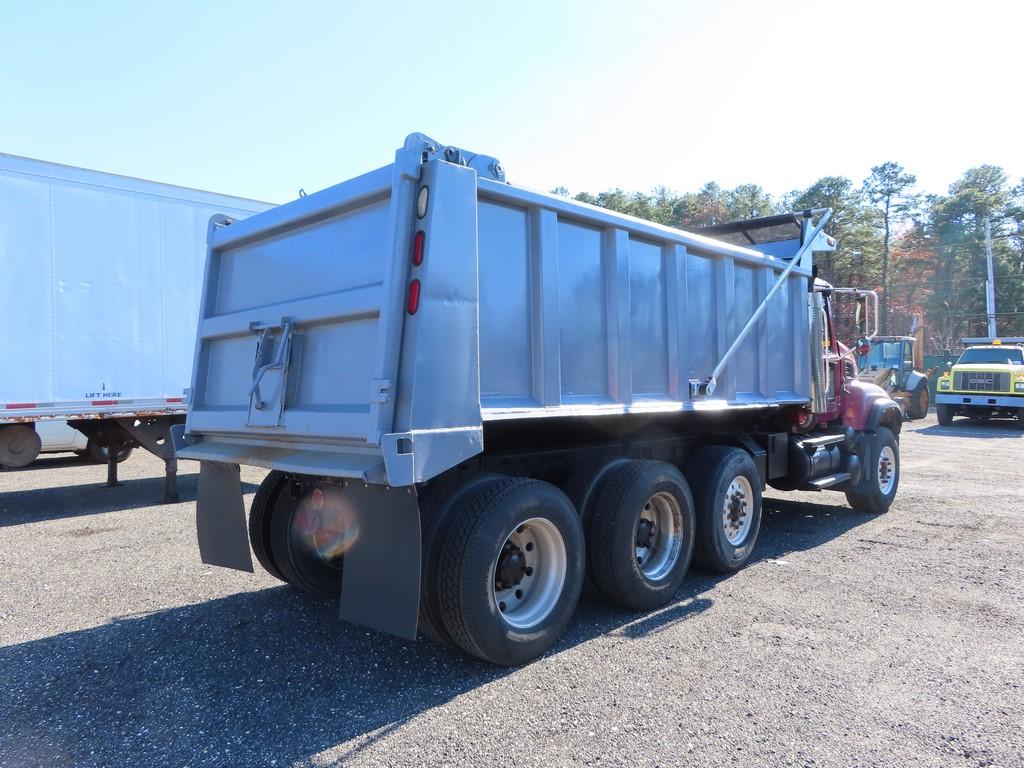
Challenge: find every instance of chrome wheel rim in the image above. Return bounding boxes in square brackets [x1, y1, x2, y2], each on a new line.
[722, 476, 754, 546]
[877, 445, 896, 495]
[635, 491, 684, 581]
[493, 517, 567, 630]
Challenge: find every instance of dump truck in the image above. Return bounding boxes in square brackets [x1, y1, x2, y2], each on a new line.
[0, 152, 270, 497]
[935, 337, 1024, 426]
[176, 133, 903, 666]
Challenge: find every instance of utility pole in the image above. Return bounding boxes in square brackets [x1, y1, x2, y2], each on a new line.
[984, 216, 997, 337]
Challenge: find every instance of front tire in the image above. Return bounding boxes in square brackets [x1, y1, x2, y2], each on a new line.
[906, 382, 929, 420]
[845, 427, 899, 514]
[936, 404, 954, 426]
[685, 447, 763, 573]
[588, 460, 695, 610]
[437, 477, 585, 666]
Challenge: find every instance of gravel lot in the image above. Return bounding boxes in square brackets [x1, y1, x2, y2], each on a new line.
[1, 413, 1022, 767]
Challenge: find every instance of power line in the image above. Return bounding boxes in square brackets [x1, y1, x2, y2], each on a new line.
[885, 274, 1024, 290]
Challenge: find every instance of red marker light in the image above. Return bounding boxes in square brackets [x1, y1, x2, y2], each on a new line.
[412, 230, 425, 266]
[407, 279, 421, 314]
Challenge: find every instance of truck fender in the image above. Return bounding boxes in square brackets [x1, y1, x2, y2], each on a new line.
[842, 379, 902, 434]
[904, 370, 928, 392]
[866, 399, 903, 435]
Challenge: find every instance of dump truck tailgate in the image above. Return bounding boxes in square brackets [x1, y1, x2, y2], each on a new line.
[182, 162, 416, 474]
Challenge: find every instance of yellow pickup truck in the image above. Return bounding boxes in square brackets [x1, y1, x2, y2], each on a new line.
[935, 338, 1024, 426]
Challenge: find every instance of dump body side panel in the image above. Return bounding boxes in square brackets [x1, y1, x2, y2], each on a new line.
[473, 180, 811, 422]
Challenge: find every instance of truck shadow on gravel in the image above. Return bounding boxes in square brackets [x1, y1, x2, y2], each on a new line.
[0, 496, 871, 767]
[912, 421, 1023, 439]
[0, 475, 259, 527]
[1, 454, 94, 473]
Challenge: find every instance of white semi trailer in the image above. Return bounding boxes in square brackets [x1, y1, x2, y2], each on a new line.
[0, 152, 270, 499]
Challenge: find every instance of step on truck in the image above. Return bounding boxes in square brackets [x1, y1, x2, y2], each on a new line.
[176, 133, 903, 666]
[0, 152, 270, 496]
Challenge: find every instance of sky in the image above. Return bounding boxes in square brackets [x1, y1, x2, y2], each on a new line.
[1, 0, 1020, 205]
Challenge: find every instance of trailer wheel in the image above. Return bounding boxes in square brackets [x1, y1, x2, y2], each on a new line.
[85, 438, 133, 464]
[845, 427, 899, 514]
[588, 460, 695, 610]
[0, 425, 42, 468]
[906, 382, 929, 420]
[248, 470, 288, 582]
[268, 481, 346, 598]
[685, 446, 763, 573]
[937, 404, 955, 426]
[418, 472, 506, 648]
[437, 477, 584, 666]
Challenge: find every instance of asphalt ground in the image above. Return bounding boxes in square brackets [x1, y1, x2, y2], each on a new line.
[1, 413, 1022, 767]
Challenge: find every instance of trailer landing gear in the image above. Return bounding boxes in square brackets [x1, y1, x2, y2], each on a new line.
[71, 416, 183, 503]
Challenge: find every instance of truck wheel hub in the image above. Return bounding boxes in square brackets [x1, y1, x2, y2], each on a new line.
[722, 476, 754, 546]
[495, 544, 527, 589]
[635, 517, 656, 549]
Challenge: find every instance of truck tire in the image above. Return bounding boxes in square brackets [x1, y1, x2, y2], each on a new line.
[437, 476, 585, 666]
[845, 427, 899, 514]
[418, 472, 506, 648]
[248, 470, 288, 582]
[588, 460, 695, 610]
[86, 438, 133, 464]
[906, 382, 929, 420]
[685, 446, 763, 573]
[936, 404, 954, 426]
[562, 457, 630, 587]
[268, 481, 345, 599]
[0, 425, 42, 468]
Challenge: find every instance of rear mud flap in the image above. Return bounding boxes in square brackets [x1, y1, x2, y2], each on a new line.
[337, 483, 421, 640]
[196, 461, 254, 572]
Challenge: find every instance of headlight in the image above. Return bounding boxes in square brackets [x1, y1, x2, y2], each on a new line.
[1015, 381, 1024, 393]
[939, 378, 951, 390]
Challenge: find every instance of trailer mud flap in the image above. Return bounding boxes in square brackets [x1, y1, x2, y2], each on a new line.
[196, 461, 254, 572]
[337, 483, 421, 640]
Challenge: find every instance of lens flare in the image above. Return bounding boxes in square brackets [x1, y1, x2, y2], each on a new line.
[291, 485, 359, 564]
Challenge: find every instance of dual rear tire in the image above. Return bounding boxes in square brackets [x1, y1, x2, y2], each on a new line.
[420, 451, 763, 665]
[248, 447, 766, 667]
[248, 471, 345, 599]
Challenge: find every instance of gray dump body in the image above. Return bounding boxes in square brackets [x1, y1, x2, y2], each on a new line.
[180, 133, 824, 486]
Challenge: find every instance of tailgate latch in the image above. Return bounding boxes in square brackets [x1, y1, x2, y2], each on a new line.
[249, 317, 295, 414]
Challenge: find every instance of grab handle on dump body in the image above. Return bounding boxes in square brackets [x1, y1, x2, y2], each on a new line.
[698, 209, 833, 398]
[249, 317, 294, 410]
